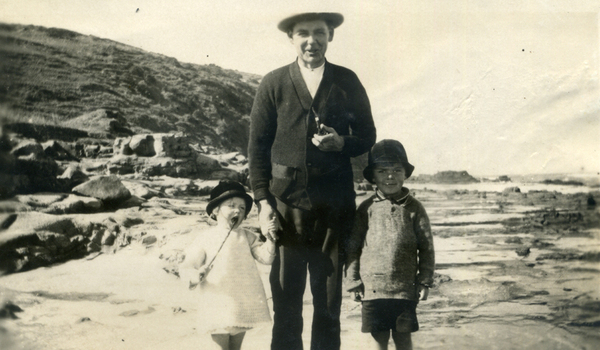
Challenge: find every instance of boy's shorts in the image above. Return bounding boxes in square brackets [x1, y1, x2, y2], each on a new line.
[361, 299, 419, 333]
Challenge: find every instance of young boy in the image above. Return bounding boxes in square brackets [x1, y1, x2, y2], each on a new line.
[179, 180, 277, 350]
[345, 139, 435, 350]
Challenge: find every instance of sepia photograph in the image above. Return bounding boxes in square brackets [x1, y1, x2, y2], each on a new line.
[1, 1, 599, 349]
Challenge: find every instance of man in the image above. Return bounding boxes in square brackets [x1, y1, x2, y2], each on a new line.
[248, 12, 376, 350]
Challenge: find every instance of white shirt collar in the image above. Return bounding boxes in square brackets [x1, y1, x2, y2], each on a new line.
[297, 60, 325, 98]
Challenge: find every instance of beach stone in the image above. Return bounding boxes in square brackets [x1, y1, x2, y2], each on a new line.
[72, 175, 131, 205]
[129, 134, 155, 157]
[113, 137, 133, 156]
[58, 165, 90, 189]
[42, 140, 79, 161]
[141, 235, 157, 245]
[515, 247, 531, 257]
[43, 194, 103, 214]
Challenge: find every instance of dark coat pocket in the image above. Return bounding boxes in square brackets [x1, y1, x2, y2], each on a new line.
[270, 163, 297, 199]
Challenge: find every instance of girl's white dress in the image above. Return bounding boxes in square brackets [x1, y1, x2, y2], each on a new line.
[180, 226, 274, 333]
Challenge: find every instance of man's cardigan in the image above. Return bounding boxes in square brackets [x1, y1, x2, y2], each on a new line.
[248, 60, 376, 210]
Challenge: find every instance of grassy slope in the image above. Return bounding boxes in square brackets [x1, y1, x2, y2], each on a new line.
[0, 23, 260, 154]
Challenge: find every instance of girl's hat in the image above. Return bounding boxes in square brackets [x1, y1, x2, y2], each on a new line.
[206, 180, 253, 218]
[363, 139, 415, 183]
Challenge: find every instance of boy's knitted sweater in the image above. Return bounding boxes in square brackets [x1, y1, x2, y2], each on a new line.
[345, 188, 435, 301]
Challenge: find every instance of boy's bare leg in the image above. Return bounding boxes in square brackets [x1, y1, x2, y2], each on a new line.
[391, 331, 412, 350]
[229, 332, 246, 350]
[370, 331, 390, 350]
[210, 334, 229, 350]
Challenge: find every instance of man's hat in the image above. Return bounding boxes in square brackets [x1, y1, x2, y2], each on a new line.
[363, 139, 415, 183]
[278, 12, 344, 33]
[205, 180, 253, 219]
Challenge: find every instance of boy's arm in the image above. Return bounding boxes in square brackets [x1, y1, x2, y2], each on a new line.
[414, 202, 435, 288]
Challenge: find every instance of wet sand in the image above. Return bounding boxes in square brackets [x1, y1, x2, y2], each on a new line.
[1, 186, 599, 349]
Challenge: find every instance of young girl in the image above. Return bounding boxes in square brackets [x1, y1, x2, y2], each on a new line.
[179, 180, 277, 350]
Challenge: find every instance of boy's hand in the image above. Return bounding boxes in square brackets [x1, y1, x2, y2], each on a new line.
[418, 285, 430, 301]
[347, 283, 364, 302]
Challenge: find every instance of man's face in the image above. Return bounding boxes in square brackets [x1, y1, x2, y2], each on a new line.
[289, 19, 332, 69]
[372, 163, 406, 197]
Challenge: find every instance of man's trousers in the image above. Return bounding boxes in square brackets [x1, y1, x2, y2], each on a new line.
[270, 197, 355, 350]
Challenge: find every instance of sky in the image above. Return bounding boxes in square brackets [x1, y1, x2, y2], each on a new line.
[1, 0, 599, 176]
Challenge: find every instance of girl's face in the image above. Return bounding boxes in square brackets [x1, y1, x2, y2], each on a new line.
[214, 197, 246, 229]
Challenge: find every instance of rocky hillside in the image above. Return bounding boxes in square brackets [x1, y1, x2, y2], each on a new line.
[0, 22, 260, 153]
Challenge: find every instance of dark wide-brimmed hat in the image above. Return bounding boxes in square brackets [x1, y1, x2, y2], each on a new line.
[277, 12, 344, 33]
[205, 180, 253, 219]
[363, 139, 415, 183]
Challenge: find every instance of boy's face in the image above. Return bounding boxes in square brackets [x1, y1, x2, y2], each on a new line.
[372, 163, 406, 197]
[214, 197, 246, 228]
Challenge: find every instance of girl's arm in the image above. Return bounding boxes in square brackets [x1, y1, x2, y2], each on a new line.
[245, 229, 276, 265]
[179, 239, 207, 288]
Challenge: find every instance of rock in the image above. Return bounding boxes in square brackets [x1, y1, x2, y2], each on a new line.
[15, 193, 67, 208]
[505, 237, 523, 244]
[503, 187, 521, 195]
[121, 180, 160, 199]
[57, 165, 90, 189]
[587, 194, 596, 207]
[67, 109, 133, 138]
[43, 194, 103, 214]
[209, 168, 242, 181]
[117, 195, 145, 209]
[9, 140, 60, 193]
[153, 133, 191, 158]
[515, 247, 531, 257]
[141, 235, 157, 245]
[0, 214, 18, 230]
[113, 137, 133, 156]
[84, 144, 100, 158]
[42, 140, 79, 161]
[101, 231, 116, 246]
[129, 134, 156, 156]
[72, 175, 132, 206]
[0, 301, 23, 319]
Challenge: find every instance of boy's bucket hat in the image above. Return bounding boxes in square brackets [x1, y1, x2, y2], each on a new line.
[278, 12, 344, 33]
[363, 139, 415, 183]
[206, 180, 253, 219]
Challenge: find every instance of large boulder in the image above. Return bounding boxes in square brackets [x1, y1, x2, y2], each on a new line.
[9, 139, 60, 193]
[129, 134, 156, 157]
[72, 175, 131, 206]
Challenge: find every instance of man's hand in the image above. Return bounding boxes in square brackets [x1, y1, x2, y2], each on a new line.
[418, 285, 430, 301]
[312, 125, 344, 152]
[258, 200, 279, 242]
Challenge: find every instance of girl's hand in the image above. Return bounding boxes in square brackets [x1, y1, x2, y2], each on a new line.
[267, 218, 279, 241]
[198, 265, 212, 283]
